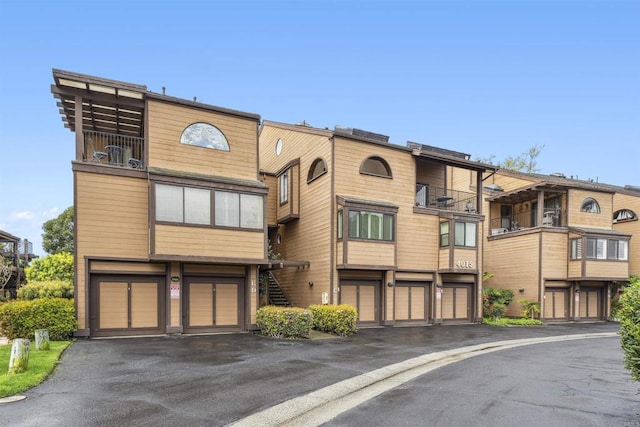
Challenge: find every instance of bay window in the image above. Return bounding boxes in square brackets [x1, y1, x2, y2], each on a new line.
[155, 183, 263, 230]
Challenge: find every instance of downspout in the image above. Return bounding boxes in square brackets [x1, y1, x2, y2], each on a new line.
[329, 135, 335, 305]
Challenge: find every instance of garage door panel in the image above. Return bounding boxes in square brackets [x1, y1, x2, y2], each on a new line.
[587, 291, 598, 317]
[410, 287, 425, 320]
[341, 286, 357, 310]
[442, 285, 471, 321]
[91, 275, 165, 337]
[99, 282, 128, 329]
[395, 287, 409, 320]
[544, 289, 567, 319]
[455, 288, 468, 319]
[359, 286, 376, 322]
[579, 289, 599, 318]
[184, 277, 244, 332]
[131, 282, 158, 328]
[441, 289, 454, 319]
[215, 283, 238, 326]
[189, 283, 214, 327]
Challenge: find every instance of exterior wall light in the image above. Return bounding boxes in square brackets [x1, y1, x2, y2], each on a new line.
[308, 281, 313, 287]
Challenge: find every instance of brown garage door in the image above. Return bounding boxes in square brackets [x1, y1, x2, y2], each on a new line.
[90, 275, 165, 337]
[543, 288, 568, 320]
[442, 284, 471, 322]
[340, 280, 380, 325]
[579, 288, 601, 319]
[183, 276, 244, 333]
[395, 281, 430, 323]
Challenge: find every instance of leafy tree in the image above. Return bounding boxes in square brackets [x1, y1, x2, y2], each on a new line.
[619, 276, 640, 381]
[25, 252, 73, 283]
[477, 144, 545, 173]
[42, 206, 74, 254]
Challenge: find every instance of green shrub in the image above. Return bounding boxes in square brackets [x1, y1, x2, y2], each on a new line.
[256, 306, 312, 339]
[0, 298, 77, 340]
[619, 276, 640, 381]
[483, 317, 544, 326]
[25, 252, 74, 283]
[309, 304, 358, 337]
[518, 299, 540, 319]
[17, 280, 74, 300]
[483, 287, 514, 320]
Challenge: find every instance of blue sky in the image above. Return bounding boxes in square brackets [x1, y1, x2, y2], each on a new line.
[1, 0, 638, 255]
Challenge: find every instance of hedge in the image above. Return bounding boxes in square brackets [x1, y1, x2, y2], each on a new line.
[17, 280, 74, 300]
[309, 304, 358, 337]
[619, 276, 640, 381]
[0, 298, 77, 340]
[256, 306, 312, 339]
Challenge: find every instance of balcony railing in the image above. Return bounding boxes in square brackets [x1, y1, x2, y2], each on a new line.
[415, 184, 477, 213]
[83, 130, 145, 169]
[1, 239, 32, 255]
[490, 208, 567, 235]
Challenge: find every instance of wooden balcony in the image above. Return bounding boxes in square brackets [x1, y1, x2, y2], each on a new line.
[415, 184, 477, 213]
[83, 130, 144, 169]
[490, 208, 567, 235]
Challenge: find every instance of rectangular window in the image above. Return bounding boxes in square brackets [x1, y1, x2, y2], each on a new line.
[156, 184, 263, 229]
[607, 239, 629, 261]
[440, 222, 449, 247]
[570, 238, 582, 260]
[454, 221, 476, 247]
[279, 172, 288, 204]
[586, 237, 627, 260]
[240, 194, 263, 229]
[337, 209, 343, 239]
[596, 239, 606, 260]
[347, 210, 394, 241]
[215, 191, 240, 227]
[156, 184, 184, 223]
[184, 187, 211, 225]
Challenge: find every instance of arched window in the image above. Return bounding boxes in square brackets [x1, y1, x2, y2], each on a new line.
[581, 197, 601, 214]
[180, 122, 229, 151]
[613, 209, 638, 224]
[360, 156, 392, 178]
[307, 158, 327, 183]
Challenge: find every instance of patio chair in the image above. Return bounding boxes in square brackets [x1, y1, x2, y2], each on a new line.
[87, 137, 107, 163]
[128, 158, 143, 168]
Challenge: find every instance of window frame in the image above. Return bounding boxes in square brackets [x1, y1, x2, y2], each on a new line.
[307, 158, 328, 183]
[279, 171, 289, 205]
[570, 238, 582, 260]
[440, 221, 450, 247]
[613, 209, 638, 224]
[585, 237, 628, 261]
[154, 183, 263, 231]
[454, 221, 477, 248]
[359, 156, 393, 178]
[347, 209, 394, 241]
[180, 122, 230, 151]
[581, 197, 601, 214]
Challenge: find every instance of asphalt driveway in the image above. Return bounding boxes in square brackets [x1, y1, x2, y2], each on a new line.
[0, 322, 630, 426]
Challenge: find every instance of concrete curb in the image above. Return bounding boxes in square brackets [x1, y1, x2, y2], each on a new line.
[231, 332, 618, 427]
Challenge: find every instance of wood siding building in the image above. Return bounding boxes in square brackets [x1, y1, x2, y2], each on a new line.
[52, 69, 638, 337]
[482, 170, 635, 321]
[259, 122, 494, 326]
[52, 69, 267, 337]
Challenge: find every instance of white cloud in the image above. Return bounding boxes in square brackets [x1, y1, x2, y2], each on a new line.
[11, 211, 35, 221]
[42, 207, 61, 220]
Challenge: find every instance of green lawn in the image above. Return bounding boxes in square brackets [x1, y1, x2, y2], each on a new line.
[0, 341, 72, 398]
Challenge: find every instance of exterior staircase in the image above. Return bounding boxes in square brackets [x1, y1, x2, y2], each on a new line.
[261, 272, 292, 307]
